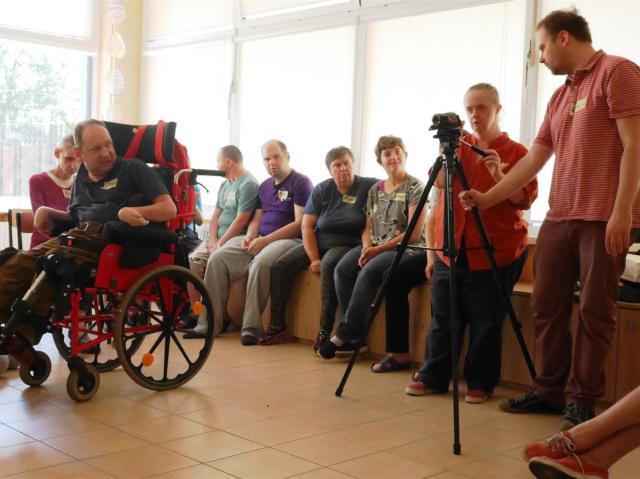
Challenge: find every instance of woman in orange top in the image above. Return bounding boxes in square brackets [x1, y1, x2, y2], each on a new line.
[405, 83, 538, 403]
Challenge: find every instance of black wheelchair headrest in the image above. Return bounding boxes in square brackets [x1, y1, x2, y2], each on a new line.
[104, 121, 176, 165]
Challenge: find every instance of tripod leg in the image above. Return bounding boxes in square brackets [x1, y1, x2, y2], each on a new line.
[335, 158, 443, 397]
[452, 160, 536, 380]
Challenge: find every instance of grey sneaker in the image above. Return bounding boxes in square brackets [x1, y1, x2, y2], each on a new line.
[560, 402, 595, 431]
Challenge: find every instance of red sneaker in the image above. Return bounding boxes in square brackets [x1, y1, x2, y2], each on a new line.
[529, 455, 608, 479]
[523, 431, 576, 462]
[464, 389, 490, 404]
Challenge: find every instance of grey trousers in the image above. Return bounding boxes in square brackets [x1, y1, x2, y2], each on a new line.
[203, 235, 301, 338]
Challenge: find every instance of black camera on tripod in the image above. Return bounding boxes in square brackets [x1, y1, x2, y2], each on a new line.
[430, 112, 463, 147]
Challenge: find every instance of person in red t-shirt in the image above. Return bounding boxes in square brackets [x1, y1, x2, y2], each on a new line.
[405, 83, 537, 403]
[460, 9, 640, 430]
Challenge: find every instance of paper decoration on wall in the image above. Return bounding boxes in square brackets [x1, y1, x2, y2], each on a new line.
[105, 0, 126, 121]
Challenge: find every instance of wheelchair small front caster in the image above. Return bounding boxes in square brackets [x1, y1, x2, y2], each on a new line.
[18, 351, 51, 387]
[66, 357, 100, 402]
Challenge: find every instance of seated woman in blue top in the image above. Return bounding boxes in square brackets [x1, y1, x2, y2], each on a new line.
[318, 136, 427, 367]
[262, 146, 377, 347]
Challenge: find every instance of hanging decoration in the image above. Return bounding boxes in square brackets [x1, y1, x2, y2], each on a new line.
[106, 0, 127, 121]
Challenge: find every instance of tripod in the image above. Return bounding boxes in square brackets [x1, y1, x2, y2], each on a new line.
[335, 121, 536, 455]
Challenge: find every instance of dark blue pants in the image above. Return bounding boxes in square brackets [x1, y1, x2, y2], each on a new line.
[419, 251, 527, 392]
[335, 246, 426, 349]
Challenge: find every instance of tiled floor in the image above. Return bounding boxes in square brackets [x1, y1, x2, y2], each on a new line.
[1, 333, 639, 478]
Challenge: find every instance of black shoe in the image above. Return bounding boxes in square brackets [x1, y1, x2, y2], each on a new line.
[560, 402, 595, 430]
[179, 313, 198, 330]
[183, 329, 206, 339]
[499, 391, 564, 414]
[241, 335, 258, 346]
[313, 330, 330, 353]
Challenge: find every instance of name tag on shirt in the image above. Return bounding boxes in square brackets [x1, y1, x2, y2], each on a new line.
[224, 191, 236, 207]
[342, 194, 356, 204]
[277, 190, 290, 202]
[102, 178, 118, 190]
[573, 97, 587, 114]
[393, 192, 406, 202]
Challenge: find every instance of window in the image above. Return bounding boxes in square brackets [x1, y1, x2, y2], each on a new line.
[0, 0, 93, 39]
[360, 1, 526, 181]
[530, 0, 640, 223]
[140, 41, 233, 206]
[0, 39, 91, 210]
[143, 0, 233, 40]
[237, 26, 355, 185]
[240, 0, 350, 20]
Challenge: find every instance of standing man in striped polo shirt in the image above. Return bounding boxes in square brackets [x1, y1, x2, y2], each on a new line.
[460, 8, 640, 430]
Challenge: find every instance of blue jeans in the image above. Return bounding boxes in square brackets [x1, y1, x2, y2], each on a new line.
[419, 251, 527, 392]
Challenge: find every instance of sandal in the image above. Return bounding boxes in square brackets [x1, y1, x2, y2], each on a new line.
[370, 356, 411, 373]
[258, 326, 287, 345]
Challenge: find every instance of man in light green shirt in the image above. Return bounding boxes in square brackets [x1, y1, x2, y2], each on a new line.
[189, 145, 259, 281]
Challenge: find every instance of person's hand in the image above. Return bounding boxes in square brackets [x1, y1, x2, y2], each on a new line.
[207, 239, 218, 254]
[425, 253, 435, 280]
[309, 259, 321, 274]
[246, 236, 267, 256]
[459, 189, 489, 211]
[358, 245, 379, 268]
[118, 207, 149, 227]
[606, 209, 632, 255]
[481, 149, 504, 183]
[34, 207, 53, 235]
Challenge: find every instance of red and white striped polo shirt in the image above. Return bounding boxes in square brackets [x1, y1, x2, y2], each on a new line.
[535, 50, 640, 226]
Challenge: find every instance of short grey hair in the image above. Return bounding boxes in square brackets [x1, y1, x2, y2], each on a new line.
[74, 119, 107, 150]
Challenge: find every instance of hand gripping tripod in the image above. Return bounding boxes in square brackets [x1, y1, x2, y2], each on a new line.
[335, 113, 536, 455]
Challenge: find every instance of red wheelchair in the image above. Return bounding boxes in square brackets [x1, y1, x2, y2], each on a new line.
[0, 121, 223, 402]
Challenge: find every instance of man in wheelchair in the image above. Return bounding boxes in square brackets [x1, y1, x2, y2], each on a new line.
[0, 119, 176, 358]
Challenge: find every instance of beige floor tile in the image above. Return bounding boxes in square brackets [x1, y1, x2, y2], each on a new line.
[43, 427, 148, 459]
[147, 464, 236, 478]
[117, 414, 213, 442]
[427, 473, 474, 479]
[274, 431, 378, 466]
[452, 454, 532, 478]
[8, 412, 104, 440]
[210, 447, 321, 479]
[198, 381, 277, 403]
[377, 410, 455, 437]
[7, 460, 115, 479]
[0, 424, 34, 448]
[332, 451, 443, 478]
[333, 419, 433, 450]
[225, 417, 326, 445]
[0, 442, 73, 476]
[610, 459, 640, 478]
[0, 399, 67, 423]
[181, 404, 269, 429]
[77, 401, 170, 426]
[139, 388, 225, 412]
[237, 392, 324, 418]
[389, 436, 486, 470]
[482, 412, 561, 440]
[86, 444, 197, 479]
[288, 469, 356, 479]
[161, 430, 263, 462]
[0, 385, 31, 404]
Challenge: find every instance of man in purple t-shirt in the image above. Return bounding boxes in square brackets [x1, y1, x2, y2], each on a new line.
[197, 139, 312, 344]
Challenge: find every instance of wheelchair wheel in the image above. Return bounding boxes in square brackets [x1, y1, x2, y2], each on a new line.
[114, 265, 214, 391]
[19, 351, 51, 387]
[52, 292, 147, 372]
[66, 364, 100, 402]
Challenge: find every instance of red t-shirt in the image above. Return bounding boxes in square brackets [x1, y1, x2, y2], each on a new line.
[535, 50, 640, 226]
[435, 133, 537, 270]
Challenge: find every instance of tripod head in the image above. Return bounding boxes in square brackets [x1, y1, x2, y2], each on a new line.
[429, 112, 463, 157]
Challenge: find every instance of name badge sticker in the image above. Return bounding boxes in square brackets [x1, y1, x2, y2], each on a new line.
[277, 190, 290, 202]
[393, 192, 406, 202]
[573, 97, 587, 114]
[102, 178, 118, 190]
[342, 194, 356, 204]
